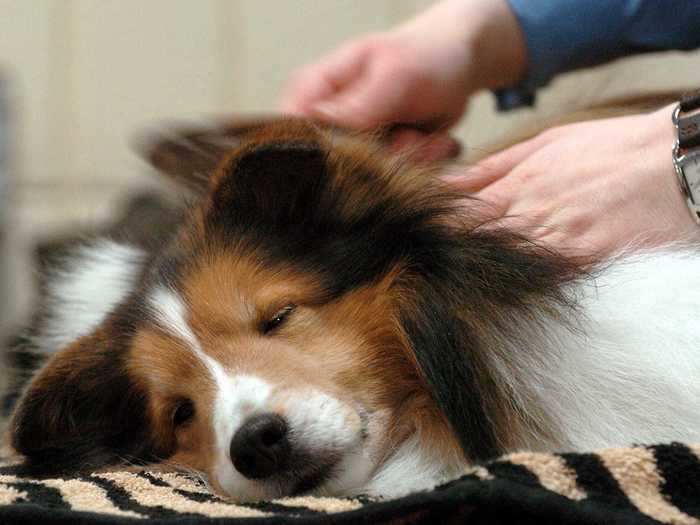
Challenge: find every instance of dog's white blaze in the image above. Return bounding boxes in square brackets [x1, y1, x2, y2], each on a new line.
[147, 286, 275, 496]
[212, 375, 274, 499]
[146, 288, 261, 427]
[147, 286, 230, 390]
[147, 287, 211, 365]
[37, 241, 145, 353]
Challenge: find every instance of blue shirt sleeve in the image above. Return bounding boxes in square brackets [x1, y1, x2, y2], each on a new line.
[496, 0, 700, 110]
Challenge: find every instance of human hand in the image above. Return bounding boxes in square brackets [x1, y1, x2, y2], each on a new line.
[280, 0, 526, 139]
[446, 104, 700, 258]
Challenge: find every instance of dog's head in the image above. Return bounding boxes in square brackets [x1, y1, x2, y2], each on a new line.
[10, 119, 578, 499]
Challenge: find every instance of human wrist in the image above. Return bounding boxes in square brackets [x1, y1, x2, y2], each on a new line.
[391, 0, 474, 93]
[633, 102, 699, 228]
[462, 0, 527, 92]
[652, 103, 678, 176]
[638, 104, 677, 189]
[392, 0, 525, 95]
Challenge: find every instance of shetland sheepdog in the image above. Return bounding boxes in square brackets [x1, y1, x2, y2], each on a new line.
[7, 113, 700, 502]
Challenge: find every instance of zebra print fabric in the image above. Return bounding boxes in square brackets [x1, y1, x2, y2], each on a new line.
[0, 443, 698, 524]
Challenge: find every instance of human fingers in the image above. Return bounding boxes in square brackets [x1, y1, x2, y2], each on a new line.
[446, 131, 555, 195]
[309, 60, 409, 129]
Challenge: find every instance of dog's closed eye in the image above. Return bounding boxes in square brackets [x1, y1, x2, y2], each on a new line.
[261, 305, 296, 335]
[173, 399, 196, 427]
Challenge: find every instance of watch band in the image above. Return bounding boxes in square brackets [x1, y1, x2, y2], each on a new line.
[672, 89, 700, 223]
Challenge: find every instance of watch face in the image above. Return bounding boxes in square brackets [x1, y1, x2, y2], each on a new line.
[682, 152, 700, 203]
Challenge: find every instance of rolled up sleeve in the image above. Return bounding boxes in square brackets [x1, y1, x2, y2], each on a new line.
[496, 0, 700, 110]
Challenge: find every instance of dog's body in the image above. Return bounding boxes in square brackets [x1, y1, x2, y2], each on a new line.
[8, 118, 700, 501]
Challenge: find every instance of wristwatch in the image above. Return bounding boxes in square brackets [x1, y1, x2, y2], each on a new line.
[672, 89, 700, 224]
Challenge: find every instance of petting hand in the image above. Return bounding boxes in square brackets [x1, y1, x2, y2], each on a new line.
[445, 104, 700, 258]
[280, 0, 525, 142]
[280, 30, 470, 131]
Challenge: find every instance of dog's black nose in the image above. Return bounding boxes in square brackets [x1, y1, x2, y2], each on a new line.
[230, 413, 290, 479]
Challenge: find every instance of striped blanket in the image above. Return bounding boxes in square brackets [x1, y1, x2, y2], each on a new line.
[0, 443, 698, 524]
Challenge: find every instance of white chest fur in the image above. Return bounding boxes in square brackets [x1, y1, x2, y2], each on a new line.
[502, 248, 700, 451]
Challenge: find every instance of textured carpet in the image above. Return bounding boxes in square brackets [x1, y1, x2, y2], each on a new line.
[0, 443, 699, 524]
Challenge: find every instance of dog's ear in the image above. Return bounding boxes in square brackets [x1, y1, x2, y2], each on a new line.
[205, 134, 333, 237]
[134, 115, 282, 194]
[9, 318, 165, 474]
[135, 115, 462, 195]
